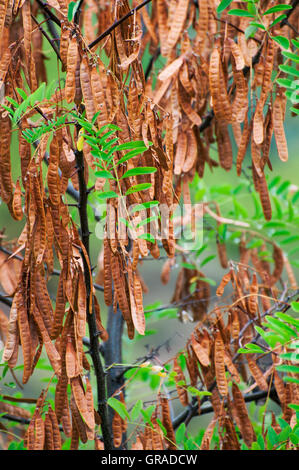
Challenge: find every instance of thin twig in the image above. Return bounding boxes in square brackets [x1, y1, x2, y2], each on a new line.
[88, 0, 152, 49]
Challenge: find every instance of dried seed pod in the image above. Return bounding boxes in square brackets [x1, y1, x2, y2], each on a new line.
[216, 270, 232, 297]
[112, 409, 123, 448]
[2, 293, 19, 362]
[247, 356, 268, 391]
[65, 36, 78, 103]
[44, 413, 54, 450]
[80, 56, 96, 122]
[271, 244, 284, 285]
[214, 331, 228, 397]
[273, 92, 288, 162]
[59, 20, 69, 72]
[191, 333, 210, 367]
[65, 336, 79, 379]
[232, 382, 256, 447]
[173, 358, 188, 406]
[167, 0, 189, 52]
[160, 396, 177, 450]
[48, 405, 62, 450]
[34, 413, 45, 450]
[71, 376, 94, 430]
[248, 272, 258, 316]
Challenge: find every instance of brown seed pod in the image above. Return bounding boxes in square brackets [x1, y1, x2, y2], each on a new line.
[112, 409, 123, 448]
[248, 272, 259, 316]
[271, 244, 284, 285]
[33, 307, 61, 377]
[0, 113, 13, 204]
[232, 382, 256, 447]
[48, 405, 62, 450]
[2, 293, 19, 362]
[216, 270, 232, 297]
[173, 357, 189, 407]
[33, 413, 45, 450]
[247, 356, 268, 391]
[59, 20, 69, 72]
[65, 36, 78, 104]
[167, 0, 189, 52]
[65, 336, 79, 379]
[80, 56, 96, 122]
[160, 396, 177, 450]
[191, 333, 210, 367]
[174, 130, 187, 176]
[71, 376, 94, 430]
[214, 330, 228, 397]
[44, 413, 54, 450]
[273, 92, 288, 162]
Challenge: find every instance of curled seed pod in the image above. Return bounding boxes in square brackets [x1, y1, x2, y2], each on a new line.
[216, 270, 232, 297]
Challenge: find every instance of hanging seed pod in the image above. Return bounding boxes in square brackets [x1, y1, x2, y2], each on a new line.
[273, 92, 288, 162]
[160, 396, 177, 450]
[214, 330, 228, 397]
[173, 357, 189, 406]
[65, 36, 78, 103]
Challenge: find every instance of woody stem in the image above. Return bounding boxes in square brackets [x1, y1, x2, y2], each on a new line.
[74, 138, 113, 450]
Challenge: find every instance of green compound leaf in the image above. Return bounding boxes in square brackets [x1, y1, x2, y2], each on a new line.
[107, 397, 130, 421]
[125, 183, 152, 195]
[121, 167, 157, 178]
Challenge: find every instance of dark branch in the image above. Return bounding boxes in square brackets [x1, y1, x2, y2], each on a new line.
[88, 0, 152, 49]
[31, 15, 62, 62]
[172, 387, 279, 430]
[35, 0, 61, 27]
[74, 133, 112, 450]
